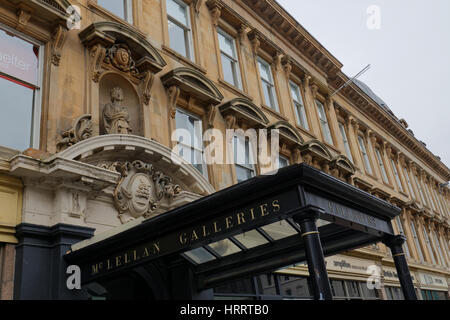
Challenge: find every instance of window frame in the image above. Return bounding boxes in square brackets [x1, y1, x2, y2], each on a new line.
[233, 133, 257, 183]
[390, 158, 405, 193]
[410, 220, 425, 262]
[357, 135, 373, 175]
[0, 23, 44, 150]
[257, 57, 279, 112]
[315, 99, 333, 145]
[338, 122, 353, 162]
[395, 215, 411, 258]
[175, 108, 208, 178]
[166, 0, 195, 61]
[375, 148, 389, 184]
[289, 80, 309, 131]
[217, 27, 242, 90]
[97, 0, 134, 23]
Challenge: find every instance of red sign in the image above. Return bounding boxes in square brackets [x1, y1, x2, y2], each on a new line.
[0, 29, 39, 86]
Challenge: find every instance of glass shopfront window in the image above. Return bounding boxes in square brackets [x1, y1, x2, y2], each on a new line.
[0, 26, 42, 151]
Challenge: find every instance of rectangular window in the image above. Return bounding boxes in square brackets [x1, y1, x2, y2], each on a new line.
[167, 0, 193, 60]
[358, 136, 373, 175]
[233, 134, 256, 183]
[278, 155, 290, 169]
[289, 81, 309, 130]
[433, 231, 447, 267]
[410, 221, 425, 262]
[175, 109, 207, 176]
[338, 123, 353, 162]
[403, 167, 415, 199]
[315, 100, 333, 145]
[413, 175, 428, 207]
[390, 159, 404, 192]
[395, 216, 410, 258]
[375, 148, 389, 184]
[98, 0, 133, 23]
[424, 183, 437, 212]
[257, 58, 278, 111]
[0, 26, 42, 151]
[217, 29, 241, 89]
[423, 228, 437, 265]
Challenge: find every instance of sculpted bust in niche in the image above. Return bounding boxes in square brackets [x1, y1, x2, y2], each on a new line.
[103, 87, 132, 134]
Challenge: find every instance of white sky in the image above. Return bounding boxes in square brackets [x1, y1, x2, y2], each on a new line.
[277, 0, 450, 172]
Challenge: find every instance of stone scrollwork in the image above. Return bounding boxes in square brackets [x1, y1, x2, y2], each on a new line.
[57, 114, 93, 152]
[113, 161, 182, 224]
[103, 87, 132, 134]
[104, 43, 139, 77]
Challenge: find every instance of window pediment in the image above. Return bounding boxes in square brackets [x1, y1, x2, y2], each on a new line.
[161, 68, 224, 105]
[268, 121, 303, 147]
[330, 155, 355, 175]
[219, 98, 269, 129]
[79, 21, 167, 74]
[300, 139, 332, 162]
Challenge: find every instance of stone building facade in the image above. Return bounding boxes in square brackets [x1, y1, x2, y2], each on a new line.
[0, 0, 448, 300]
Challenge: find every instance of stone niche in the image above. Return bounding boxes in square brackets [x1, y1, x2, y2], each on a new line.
[99, 73, 142, 136]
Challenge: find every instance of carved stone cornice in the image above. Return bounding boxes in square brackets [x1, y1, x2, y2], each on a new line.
[206, 0, 222, 26]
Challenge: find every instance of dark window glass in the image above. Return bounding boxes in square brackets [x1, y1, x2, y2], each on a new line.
[214, 277, 255, 295]
[331, 280, 346, 297]
[255, 274, 277, 296]
[360, 282, 378, 299]
[346, 281, 361, 298]
[279, 276, 311, 298]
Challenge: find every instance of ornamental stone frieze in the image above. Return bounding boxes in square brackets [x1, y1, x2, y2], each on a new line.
[56, 114, 93, 152]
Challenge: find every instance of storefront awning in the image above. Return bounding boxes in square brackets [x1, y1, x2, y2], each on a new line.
[65, 164, 400, 289]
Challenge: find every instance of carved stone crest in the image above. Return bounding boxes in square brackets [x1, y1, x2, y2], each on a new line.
[57, 114, 93, 151]
[104, 43, 139, 77]
[113, 161, 181, 224]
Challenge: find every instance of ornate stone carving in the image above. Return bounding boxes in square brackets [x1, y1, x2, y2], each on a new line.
[104, 43, 139, 76]
[167, 85, 181, 119]
[103, 87, 132, 134]
[113, 161, 181, 224]
[51, 24, 68, 66]
[90, 44, 107, 83]
[57, 115, 93, 152]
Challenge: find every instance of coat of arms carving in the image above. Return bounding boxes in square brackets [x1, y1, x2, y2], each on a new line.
[113, 161, 181, 224]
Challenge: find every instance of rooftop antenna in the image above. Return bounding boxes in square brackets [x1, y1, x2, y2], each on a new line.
[330, 64, 371, 98]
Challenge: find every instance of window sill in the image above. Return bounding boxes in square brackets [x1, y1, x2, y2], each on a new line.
[217, 79, 253, 101]
[294, 124, 316, 140]
[162, 45, 207, 74]
[261, 104, 288, 122]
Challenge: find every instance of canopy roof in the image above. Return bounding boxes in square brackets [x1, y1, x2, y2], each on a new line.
[65, 164, 400, 289]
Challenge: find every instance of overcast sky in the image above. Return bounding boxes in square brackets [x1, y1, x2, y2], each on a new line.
[277, 0, 450, 172]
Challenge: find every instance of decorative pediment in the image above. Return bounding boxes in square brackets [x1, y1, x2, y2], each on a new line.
[219, 98, 269, 129]
[79, 21, 167, 74]
[406, 200, 424, 213]
[299, 139, 332, 162]
[161, 68, 224, 105]
[353, 177, 373, 192]
[330, 155, 355, 175]
[371, 187, 391, 200]
[268, 121, 304, 146]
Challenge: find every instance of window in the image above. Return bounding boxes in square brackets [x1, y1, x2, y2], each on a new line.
[257, 58, 278, 111]
[217, 29, 241, 89]
[167, 0, 193, 60]
[432, 230, 446, 267]
[98, 0, 133, 23]
[316, 100, 333, 145]
[410, 221, 425, 262]
[424, 183, 437, 212]
[385, 286, 404, 300]
[289, 81, 309, 130]
[233, 134, 256, 183]
[413, 174, 428, 207]
[175, 109, 207, 176]
[390, 159, 404, 192]
[422, 228, 437, 265]
[338, 123, 353, 162]
[421, 290, 448, 300]
[403, 167, 415, 199]
[375, 148, 389, 184]
[358, 136, 373, 175]
[0, 26, 42, 151]
[395, 216, 410, 258]
[330, 280, 346, 299]
[278, 155, 290, 169]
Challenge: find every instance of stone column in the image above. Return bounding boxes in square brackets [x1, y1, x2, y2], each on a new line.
[293, 206, 333, 300]
[382, 235, 417, 300]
